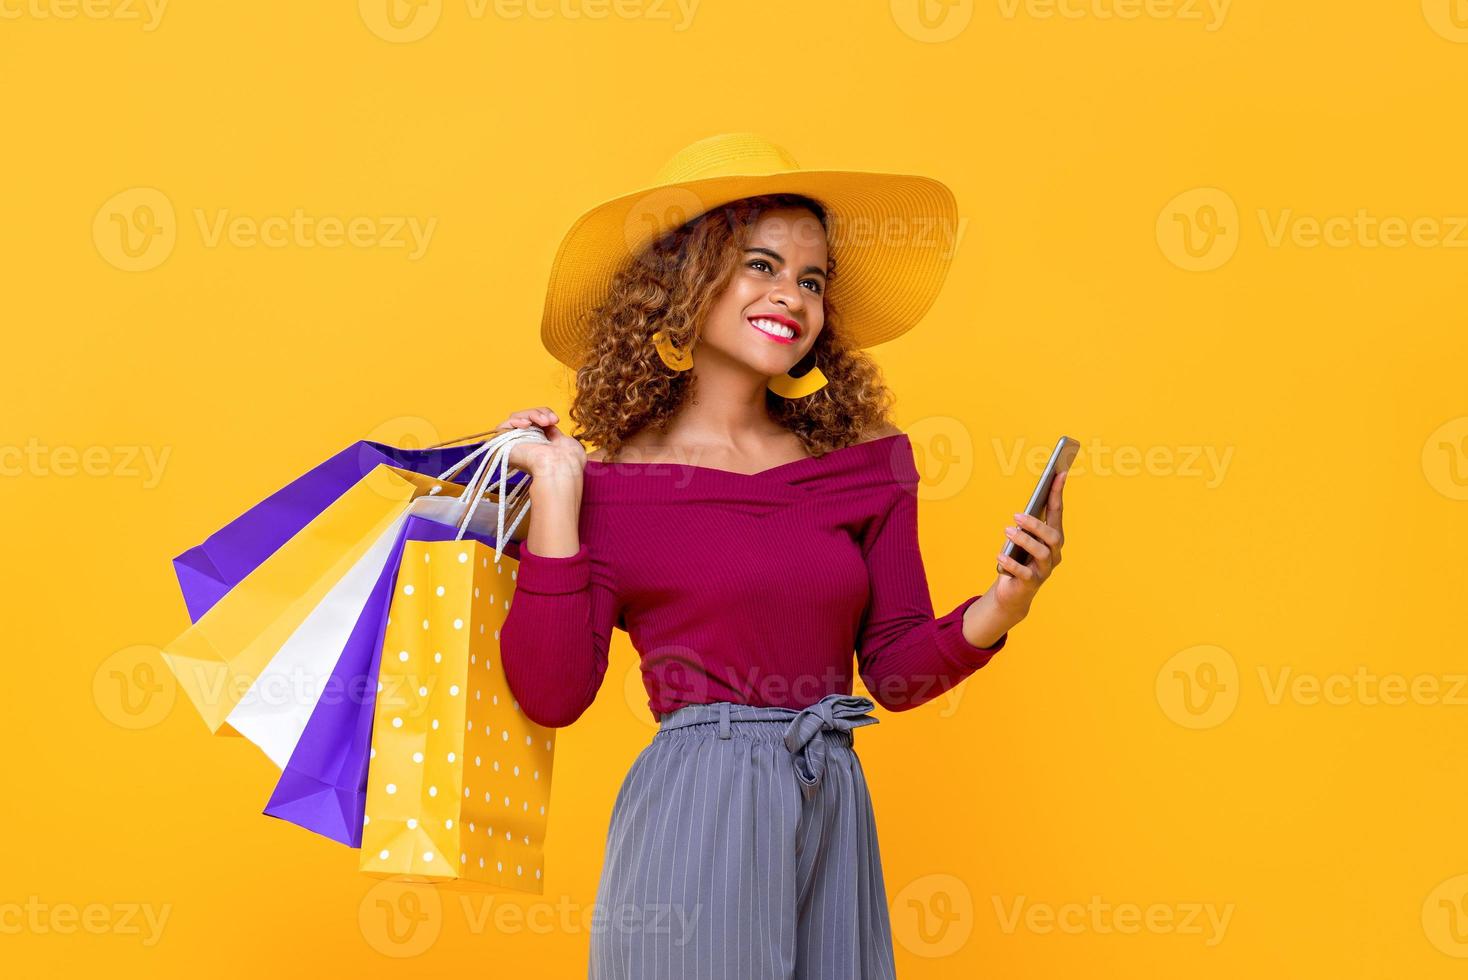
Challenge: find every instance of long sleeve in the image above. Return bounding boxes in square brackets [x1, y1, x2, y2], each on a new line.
[499, 540, 620, 729]
[854, 475, 1008, 713]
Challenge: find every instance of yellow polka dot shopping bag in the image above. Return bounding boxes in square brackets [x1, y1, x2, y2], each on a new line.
[359, 429, 557, 894]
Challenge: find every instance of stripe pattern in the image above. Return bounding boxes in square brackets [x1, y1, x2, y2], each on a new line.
[588, 694, 897, 979]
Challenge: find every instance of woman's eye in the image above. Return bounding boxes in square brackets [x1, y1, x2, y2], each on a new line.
[801, 279, 823, 294]
[748, 259, 772, 273]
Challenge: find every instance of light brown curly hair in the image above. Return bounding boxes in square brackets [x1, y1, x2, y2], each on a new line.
[565, 193, 898, 462]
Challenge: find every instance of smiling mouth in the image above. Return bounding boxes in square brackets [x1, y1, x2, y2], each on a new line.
[748, 316, 799, 343]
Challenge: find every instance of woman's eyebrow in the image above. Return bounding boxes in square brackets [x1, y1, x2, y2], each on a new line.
[745, 246, 827, 278]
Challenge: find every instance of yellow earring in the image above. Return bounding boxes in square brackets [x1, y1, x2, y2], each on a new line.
[651, 329, 695, 372]
[767, 361, 829, 398]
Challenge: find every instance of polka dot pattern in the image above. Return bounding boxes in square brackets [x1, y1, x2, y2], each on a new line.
[359, 538, 554, 892]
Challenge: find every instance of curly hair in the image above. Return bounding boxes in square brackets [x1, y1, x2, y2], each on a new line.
[565, 192, 898, 462]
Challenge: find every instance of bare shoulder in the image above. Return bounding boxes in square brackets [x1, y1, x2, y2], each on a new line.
[856, 422, 904, 445]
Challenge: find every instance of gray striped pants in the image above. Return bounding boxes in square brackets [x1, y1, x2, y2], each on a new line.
[588, 694, 898, 979]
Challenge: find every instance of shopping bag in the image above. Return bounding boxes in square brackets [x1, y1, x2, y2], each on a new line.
[161, 464, 457, 735]
[360, 430, 554, 892]
[263, 428, 542, 846]
[262, 465, 531, 841]
[222, 501, 418, 767]
[171, 439, 487, 623]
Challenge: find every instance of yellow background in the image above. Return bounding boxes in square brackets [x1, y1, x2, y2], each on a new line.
[3, 0, 1466, 976]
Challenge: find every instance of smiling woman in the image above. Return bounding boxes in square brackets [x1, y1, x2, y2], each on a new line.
[487, 133, 1062, 980]
[565, 189, 899, 462]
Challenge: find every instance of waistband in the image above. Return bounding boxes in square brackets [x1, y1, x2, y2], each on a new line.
[656, 693, 880, 792]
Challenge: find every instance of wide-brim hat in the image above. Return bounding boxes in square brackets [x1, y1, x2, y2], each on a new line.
[539, 132, 960, 369]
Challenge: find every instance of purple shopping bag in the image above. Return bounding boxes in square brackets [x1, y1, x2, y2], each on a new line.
[171, 440, 490, 623]
[261, 513, 523, 845]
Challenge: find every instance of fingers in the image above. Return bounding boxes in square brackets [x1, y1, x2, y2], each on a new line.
[1014, 511, 1061, 549]
[1048, 469, 1067, 533]
[1003, 524, 1052, 569]
[497, 407, 560, 431]
[996, 552, 1038, 581]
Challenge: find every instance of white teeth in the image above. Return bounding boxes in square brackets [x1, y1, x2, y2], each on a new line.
[751, 318, 795, 339]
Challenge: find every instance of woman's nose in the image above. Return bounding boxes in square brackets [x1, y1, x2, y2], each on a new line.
[768, 275, 806, 311]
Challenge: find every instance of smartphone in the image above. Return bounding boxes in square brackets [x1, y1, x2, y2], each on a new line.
[998, 435, 1078, 575]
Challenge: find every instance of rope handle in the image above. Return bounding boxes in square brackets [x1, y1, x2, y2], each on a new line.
[427, 425, 550, 559]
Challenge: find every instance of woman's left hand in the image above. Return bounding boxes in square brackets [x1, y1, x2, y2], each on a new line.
[992, 468, 1068, 614]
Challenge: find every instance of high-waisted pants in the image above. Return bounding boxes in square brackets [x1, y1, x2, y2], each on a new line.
[588, 693, 898, 979]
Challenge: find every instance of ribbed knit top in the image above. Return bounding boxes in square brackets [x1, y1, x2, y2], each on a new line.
[498, 432, 1008, 728]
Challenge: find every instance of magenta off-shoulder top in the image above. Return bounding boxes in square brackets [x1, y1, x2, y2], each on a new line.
[497, 432, 1008, 728]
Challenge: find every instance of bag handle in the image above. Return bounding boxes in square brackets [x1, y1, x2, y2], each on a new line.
[432, 426, 550, 559]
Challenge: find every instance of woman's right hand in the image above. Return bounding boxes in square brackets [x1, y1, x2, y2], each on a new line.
[494, 407, 585, 481]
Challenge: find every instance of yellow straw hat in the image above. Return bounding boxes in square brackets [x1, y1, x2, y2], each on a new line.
[539, 132, 961, 369]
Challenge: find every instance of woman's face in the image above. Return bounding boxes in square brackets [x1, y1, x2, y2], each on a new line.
[698, 206, 828, 379]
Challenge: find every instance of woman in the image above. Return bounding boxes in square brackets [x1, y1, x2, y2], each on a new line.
[495, 133, 1067, 979]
